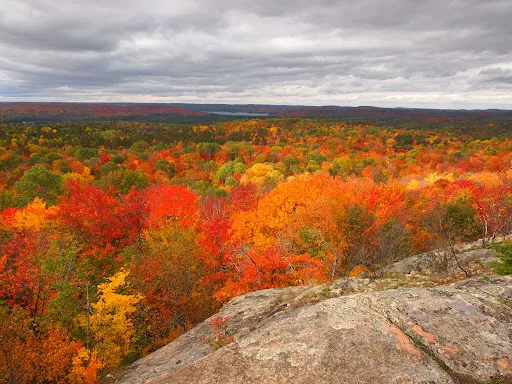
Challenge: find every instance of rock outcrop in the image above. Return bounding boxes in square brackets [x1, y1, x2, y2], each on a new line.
[119, 250, 512, 384]
[382, 247, 499, 276]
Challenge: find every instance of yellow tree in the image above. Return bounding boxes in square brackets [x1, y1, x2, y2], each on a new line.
[13, 197, 57, 231]
[240, 163, 283, 186]
[82, 269, 141, 368]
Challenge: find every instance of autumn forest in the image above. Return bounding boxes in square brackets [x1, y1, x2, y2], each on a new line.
[1, 116, 512, 383]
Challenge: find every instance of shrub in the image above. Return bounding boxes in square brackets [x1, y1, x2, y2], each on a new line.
[204, 317, 234, 350]
[490, 241, 512, 275]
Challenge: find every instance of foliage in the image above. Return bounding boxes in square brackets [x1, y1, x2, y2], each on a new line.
[68, 348, 103, 384]
[12, 197, 57, 231]
[13, 164, 63, 205]
[82, 269, 142, 367]
[204, 316, 234, 350]
[490, 241, 512, 275]
[1, 117, 512, 381]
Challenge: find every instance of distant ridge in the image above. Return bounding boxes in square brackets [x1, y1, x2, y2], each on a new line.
[0, 102, 511, 124]
[0, 102, 206, 122]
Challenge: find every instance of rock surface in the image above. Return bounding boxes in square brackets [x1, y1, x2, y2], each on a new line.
[118, 249, 512, 384]
[383, 247, 499, 275]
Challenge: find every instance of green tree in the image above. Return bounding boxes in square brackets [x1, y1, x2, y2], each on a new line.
[306, 150, 326, 164]
[14, 165, 63, 205]
[215, 162, 235, 183]
[198, 142, 221, 160]
[130, 140, 150, 154]
[155, 160, 176, 178]
[100, 161, 118, 175]
[100, 169, 150, 194]
[112, 155, 125, 165]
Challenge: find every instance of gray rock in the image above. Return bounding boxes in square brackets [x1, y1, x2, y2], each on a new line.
[118, 276, 512, 384]
[383, 248, 499, 276]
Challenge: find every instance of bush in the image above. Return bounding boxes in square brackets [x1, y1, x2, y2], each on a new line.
[490, 241, 512, 275]
[204, 317, 233, 350]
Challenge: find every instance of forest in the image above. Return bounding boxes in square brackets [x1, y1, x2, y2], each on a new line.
[1, 118, 512, 383]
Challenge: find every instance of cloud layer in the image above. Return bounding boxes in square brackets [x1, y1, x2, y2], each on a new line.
[1, 0, 511, 108]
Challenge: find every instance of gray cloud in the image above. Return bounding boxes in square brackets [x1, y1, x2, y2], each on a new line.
[0, 0, 511, 108]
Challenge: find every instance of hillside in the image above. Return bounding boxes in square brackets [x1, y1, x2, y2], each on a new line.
[0, 102, 206, 122]
[118, 247, 512, 384]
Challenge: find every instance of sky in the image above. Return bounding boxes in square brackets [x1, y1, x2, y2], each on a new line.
[0, 0, 511, 109]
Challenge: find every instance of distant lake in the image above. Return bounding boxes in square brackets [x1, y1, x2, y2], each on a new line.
[203, 111, 269, 116]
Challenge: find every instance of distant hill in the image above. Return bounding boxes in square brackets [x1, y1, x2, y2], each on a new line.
[273, 105, 512, 120]
[0, 102, 206, 123]
[170, 103, 512, 118]
[1, 103, 511, 134]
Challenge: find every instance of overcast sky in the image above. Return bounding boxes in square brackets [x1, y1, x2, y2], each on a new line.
[0, 0, 511, 108]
